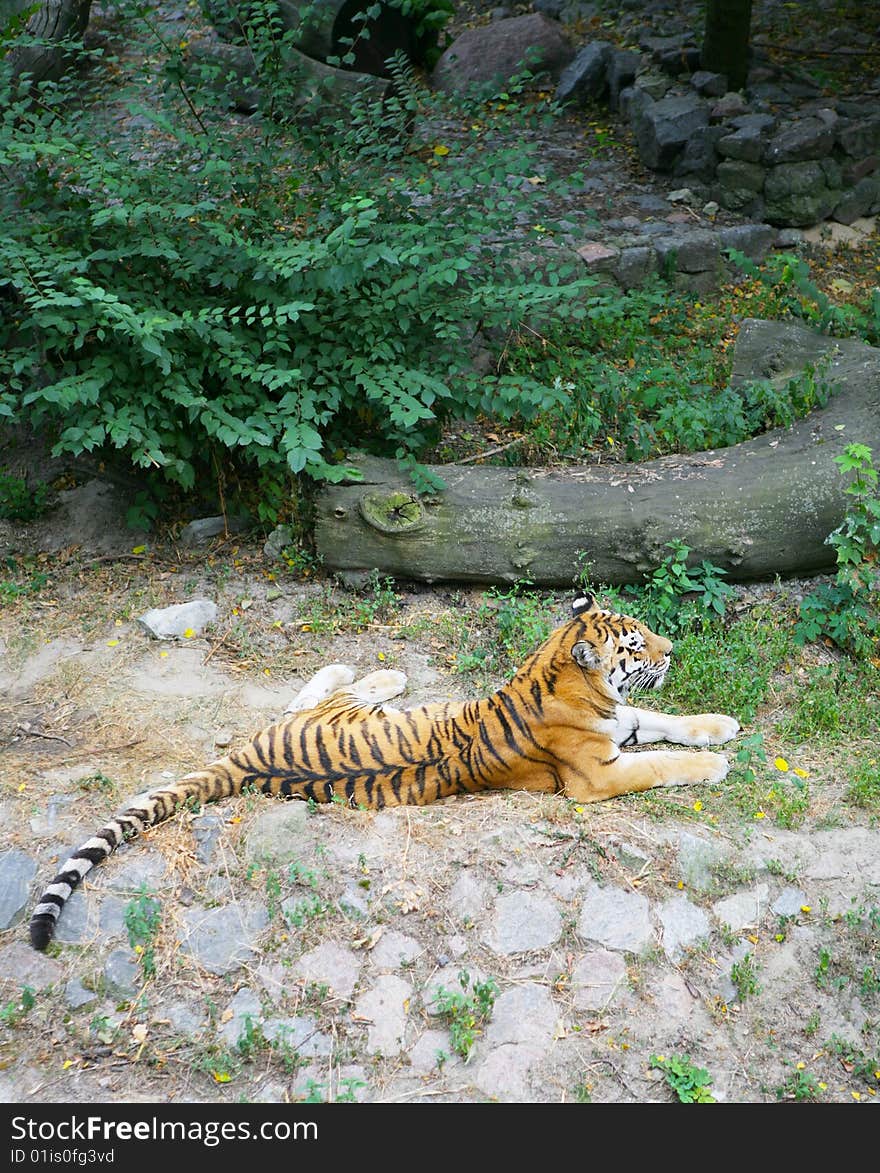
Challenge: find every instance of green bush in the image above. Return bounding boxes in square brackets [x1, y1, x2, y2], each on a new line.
[0, 7, 587, 503]
[795, 444, 880, 654]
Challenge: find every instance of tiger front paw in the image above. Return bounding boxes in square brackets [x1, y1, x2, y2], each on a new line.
[679, 714, 740, 747]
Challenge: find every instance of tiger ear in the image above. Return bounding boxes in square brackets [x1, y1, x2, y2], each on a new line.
[572, 593, 596, 616]
[572, 640, 601, 670]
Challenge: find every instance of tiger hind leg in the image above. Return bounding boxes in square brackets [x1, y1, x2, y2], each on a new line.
[284, 664, 356, 714]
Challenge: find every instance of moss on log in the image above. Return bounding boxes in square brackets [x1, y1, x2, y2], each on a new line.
[315, 319, 880, 586]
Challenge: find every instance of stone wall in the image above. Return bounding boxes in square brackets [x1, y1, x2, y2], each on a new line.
[556, 29, 880, 229]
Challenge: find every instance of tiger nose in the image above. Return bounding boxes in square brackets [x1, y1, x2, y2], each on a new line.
[659, 637, 673, 655]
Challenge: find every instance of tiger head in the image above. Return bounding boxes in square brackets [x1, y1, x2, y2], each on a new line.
[524, 593, 672, 706]
[569, 593, 672, 699]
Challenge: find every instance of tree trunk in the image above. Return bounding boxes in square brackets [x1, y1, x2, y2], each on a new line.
[314, 319, 880, 587]
[700, 0, 752, 91]
[4, 0, 92, 86]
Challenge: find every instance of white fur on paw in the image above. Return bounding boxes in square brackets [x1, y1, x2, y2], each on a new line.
[284, 664, 356, 714]
[680, 715, 741, 747]
[351, 669, 408, 704]
[705, 753, 729, 784]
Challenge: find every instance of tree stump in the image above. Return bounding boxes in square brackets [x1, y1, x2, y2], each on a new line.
[315, 319, 880, 586]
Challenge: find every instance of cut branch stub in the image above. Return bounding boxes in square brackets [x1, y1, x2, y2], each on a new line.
[359, 491, 426, 535]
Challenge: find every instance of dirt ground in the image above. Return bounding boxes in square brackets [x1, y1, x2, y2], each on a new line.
[1, 465, 878, 1106]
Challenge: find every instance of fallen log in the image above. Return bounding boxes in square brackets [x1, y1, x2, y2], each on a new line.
[314, 319, 880, 586]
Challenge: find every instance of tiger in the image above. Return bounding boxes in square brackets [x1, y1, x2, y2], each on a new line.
[29, 593, 739, 950]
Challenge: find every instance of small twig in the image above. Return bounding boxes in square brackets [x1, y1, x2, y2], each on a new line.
[377, 1085, 473, 1103]
[16, 724, 73, 747]
[203, 624, 236, 665]
[455, 438, 523, 465]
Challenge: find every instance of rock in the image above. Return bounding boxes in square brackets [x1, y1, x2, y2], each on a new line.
[178, 516, 235, 547]
[432, 14, 574, 95]
[771, 887, 809, 918]
[219, 987, 263, 1046]
[64, 979, 97, 1009]
[263, 524, 294, 562]
[720, 222, 777, 263]
[577, 884, 651, 953]
[262, 1014, 332, 1058]
[833, 175, 880, 225]
[776, 228, 803, 248]
[165, 1000, 208, 1037]
[555, 41, 613, 105]
[104, 949, 139, 999]
[180, 904, 268, 976]
[717, 125, 766, 163]
[98, 852, 168, 894]
[654, 228, 720, 274]
[675, 124, 724, 180]
[764, 161, 840, 226]
[53, 888, 93, 944]
[576, 240, 620, 272]
[836, 115, 880, 158]
[485, 983, 557, 1046]
[293, 942, 362, 1000]
[711, 91, 749, 120]
[408, 1028, 459, 1073]
[571, 948, 628, 1010]
[712, 884, 769, 933]
[607, 48, 640, 112]
[0, 850, 37, 929]
[690, 70, 727, 97]
[658, 895, 711, 960]
[191, 814, 225, 864]
[667, 188, 694, 204]
[137, 599, 219, 640]
[370, 930, 422, 970]
[632, 93, 709, 172]
[717, 159, 767, 213]
[484, 891, 562, 954]
[612, 244, 658, 288]
[445, 870, 491, 924]
[765, 118, 836, 164]
[244, 801, 312, 865]
[0, 941, 63, 989]
[475, 1042, 544, 1101]
[633, 69, 672, 101]
[352, 975, 413, 1056]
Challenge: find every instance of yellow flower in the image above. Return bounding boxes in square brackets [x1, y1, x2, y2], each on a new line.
[852, 1091, 861, 1101]
[800, 905, 812, 913]
[432, 144, 449, 156]
[754, 810, 766, 819]
[796, 1061, 805, 1070]
[818, 1082, 826, 1090]
[693, 800, 703, 812]
[183, 628, 195, 638]
[377, 652, 386, 661]
[793, 767, 809, 778]
[107, 639, 120, 647]
[774, 757, 789, 772]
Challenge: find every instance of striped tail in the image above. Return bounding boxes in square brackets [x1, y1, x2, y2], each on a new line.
[29, 772, 220, 951]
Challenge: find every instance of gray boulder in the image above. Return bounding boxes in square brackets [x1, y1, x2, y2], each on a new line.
[632, 93, 709, 171]
[432, 14, 574, 94]
[607, 48, 640, 111]
[764, 161, 840, 226]
[765, 117, 836, 164]
[555, 41, 613, 105]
